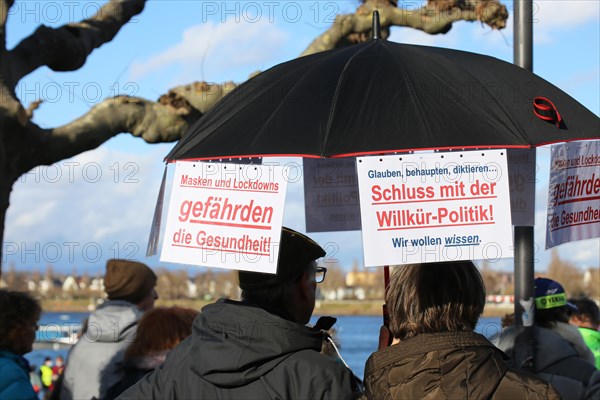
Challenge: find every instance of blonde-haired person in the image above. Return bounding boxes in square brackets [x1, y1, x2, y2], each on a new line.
[364, 261, 561, 400]
[105, 306, 198, 399]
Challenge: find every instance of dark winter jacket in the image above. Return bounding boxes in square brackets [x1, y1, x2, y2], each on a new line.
[118, 299, 358, 400]
[105, 352, 167, 400]
[496, 325, 600, 400]
[0, 350, 37, 400]
[364, 331, 561, 400]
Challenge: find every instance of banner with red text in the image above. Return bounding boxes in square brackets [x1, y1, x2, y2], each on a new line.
[356, 150, 513, 266]
[160, 161, 289, 273]
[546, 141, 600, 249]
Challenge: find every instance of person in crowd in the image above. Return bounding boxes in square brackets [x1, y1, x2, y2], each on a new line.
[51, 356, 64, 381]
[60, 259, 158, 400]
[39, 357, 54, 397]
[569, 297, 600, 369]
[105, 306, 198, 399]
[119, 227, 361, 399]
[364, 261, 561, 400]
[29, 364, 42, 396]
[45, 356, 65, 400]
[496, 277, 599, 399]
[0, 289, 42, 400]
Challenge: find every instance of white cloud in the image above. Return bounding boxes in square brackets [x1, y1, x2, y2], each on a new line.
[389, 25, 459, 48]
[130, 19, 290, 84]
[12, 201, 57, 229]
[535, 0, 599, 28]
[4, 144, 167, 267]
[534, 0, 600, 43]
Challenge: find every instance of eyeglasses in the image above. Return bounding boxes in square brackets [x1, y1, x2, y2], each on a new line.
[315, 267, 327, 283]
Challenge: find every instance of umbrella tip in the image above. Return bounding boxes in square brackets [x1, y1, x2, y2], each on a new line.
[372, 10, 381, 40]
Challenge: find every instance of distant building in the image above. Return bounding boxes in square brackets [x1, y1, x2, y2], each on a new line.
[89, 278, 104, 292]
[62, 276, 80, 293]
[583, 268, 600, 297]
[186, 279, 198, 298]
[346, 271, 379, 287]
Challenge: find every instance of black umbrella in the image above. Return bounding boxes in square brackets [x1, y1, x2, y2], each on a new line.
[166, 31, 598, 162]
[156, 14, 598, 368]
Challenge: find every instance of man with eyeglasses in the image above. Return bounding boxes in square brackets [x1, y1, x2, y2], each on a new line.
[119, 227, 360, 400]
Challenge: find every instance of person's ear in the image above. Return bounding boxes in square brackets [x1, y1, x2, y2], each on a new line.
[297, 271, 312, 299]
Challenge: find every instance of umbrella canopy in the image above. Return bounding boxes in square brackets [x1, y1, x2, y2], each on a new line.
[166, 39, 599, 161]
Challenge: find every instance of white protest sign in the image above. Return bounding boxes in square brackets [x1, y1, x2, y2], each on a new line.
[160, 161, 289, 273]
[303, 158, 361, 232]
[356, 150, 513, 267]
[546, 141, 600, 249]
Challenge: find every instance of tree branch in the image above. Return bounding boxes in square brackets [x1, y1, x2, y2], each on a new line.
[301, 0, 508, 56]
[17, 79, 243, 172]
[0, 0, 15, 48]
[8, 0, 146, 86]
[21, 96, 195, 171]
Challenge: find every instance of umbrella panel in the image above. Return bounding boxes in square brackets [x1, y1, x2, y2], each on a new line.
[166, 40, 598, 161]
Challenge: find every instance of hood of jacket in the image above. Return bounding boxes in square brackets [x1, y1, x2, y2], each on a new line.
[86, 300, 142, 342]
[551, 321, 595, 364]
[124, 352, 167, 371]
[365, 331, 509, 399]
[190, 299, 324, 388]
[532, 326, 581, 370]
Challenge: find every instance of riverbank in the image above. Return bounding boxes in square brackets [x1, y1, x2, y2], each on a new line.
[41, 298, 513, 317]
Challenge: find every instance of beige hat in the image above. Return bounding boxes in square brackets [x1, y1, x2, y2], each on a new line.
[104, 259, 157, 303]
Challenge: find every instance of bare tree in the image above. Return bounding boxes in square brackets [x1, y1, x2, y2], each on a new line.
[0, 0, 508, 276]
[546, 249, 586, 297]
[320, 262, 347, 292]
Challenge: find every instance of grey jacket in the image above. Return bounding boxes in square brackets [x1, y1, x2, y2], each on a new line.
[118, 299, 358, 400]
[61, 300, 142, 400]
[496, 325, 600, 400]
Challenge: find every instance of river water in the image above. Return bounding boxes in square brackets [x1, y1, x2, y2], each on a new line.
[28, 312, 502, 380]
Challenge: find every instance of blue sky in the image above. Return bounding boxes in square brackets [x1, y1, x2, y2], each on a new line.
[3, 0, 599, 275]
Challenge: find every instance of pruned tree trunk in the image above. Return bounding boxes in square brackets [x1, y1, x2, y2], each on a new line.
[0, 0, 507, 278]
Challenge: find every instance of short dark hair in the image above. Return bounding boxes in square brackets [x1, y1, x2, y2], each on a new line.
[568, 297, 600, 326]
[535, 306, 570, 327]
[386, 261, 485, 341]
[241, 261, 315, 312]
[0, 290, 41, 350]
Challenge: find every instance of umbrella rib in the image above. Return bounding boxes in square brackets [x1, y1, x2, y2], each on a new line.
[382, 42, 434, 145]
[451, 59, 530, 144]
[254, 51, 353, 154]
[322, 42, 375, 156]
[386, 43, 528, 147]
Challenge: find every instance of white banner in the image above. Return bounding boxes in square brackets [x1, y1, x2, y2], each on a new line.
[303, 158, 361, 232]
[546, 141, 600, 249]
[357, 150, 513, 267]
[160, 161, 289, 273]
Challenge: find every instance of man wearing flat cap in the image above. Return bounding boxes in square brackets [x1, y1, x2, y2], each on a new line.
[120, 227, 359, 400]
[61, 259, 157, 400]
